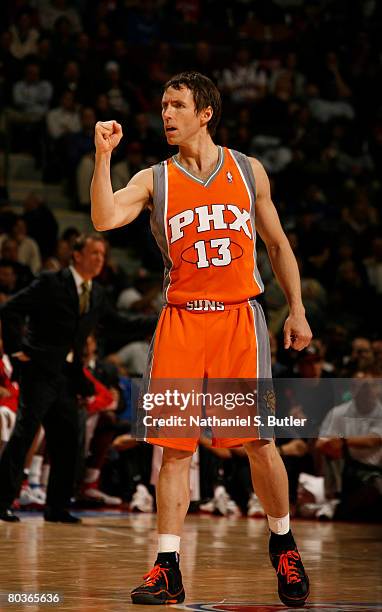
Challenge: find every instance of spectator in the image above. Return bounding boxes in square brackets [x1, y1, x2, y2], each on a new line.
[116, 274, 163, 316]
[80, 334, 122, 507]
[38, 0, 82, 33]
[108, 337, 151, 378]
[0, 216, 41, 274]
[289, 342, 335, 434]
[316, 370, 382, 521]
[12, 61, 53, 119]
[306, 82, 355, 124]
[46, 90, 81, 140]
[111, 141, 146, 192]
[125, 2, 160, 45]
[0, 262, 18, 304]
[64, 106, 96, 208]
[129, 112, 164, 160]
[55, 60, 87, 105]
[0, 339, 19, 454]
[94, 93, 116, 123]
[364, 235, 382, 295]
[95, 239, 129, 303]
[0, 238, 34, 290]
[9, 11, 39, 61]
[148, 41, 173, 86]
[51, 16, 75, 64]
[0, 31, 18, 106]
[342, 337, 374, 375]
[45, 91, 82, 180]
[102, 61, 130, 118]
[43, 237, 72, 271]
[36, 37, 57, 80]
[372, 339, 382, 372]
[269, 51, 306, 98]
[219, 47, 268, 104]
[190, 41, 215, 79]
[22, 193, 59, 260]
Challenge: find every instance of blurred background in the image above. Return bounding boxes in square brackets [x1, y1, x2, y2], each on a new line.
[0, 0, 381, 521]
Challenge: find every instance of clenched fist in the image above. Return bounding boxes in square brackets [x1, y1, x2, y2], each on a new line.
[94, 120, 123, 154]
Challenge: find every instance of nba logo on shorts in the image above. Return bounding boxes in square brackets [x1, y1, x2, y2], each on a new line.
[226, 171, 233, 183]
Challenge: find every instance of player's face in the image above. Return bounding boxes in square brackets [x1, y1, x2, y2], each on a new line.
[161, 86, 204, 145]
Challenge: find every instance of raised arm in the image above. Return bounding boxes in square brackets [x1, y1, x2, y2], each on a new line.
[251, 157, 312, 351]
[90, 120, 153, 231]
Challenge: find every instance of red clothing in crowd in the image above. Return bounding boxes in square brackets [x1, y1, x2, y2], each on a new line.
[0, 357, 19, 413]
[83, 367, 116, 414]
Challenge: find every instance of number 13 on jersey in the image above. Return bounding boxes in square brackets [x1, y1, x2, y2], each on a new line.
[194, 238, 232, 268]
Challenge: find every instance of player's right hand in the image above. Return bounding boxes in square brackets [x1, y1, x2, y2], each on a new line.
[94, 120, 123, 154]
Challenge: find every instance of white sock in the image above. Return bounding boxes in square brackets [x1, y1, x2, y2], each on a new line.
[158, 534, 181, 553]
[29, 455, 43, 486]
[267, 513, 290, 535]
[84, 468, 100, 484]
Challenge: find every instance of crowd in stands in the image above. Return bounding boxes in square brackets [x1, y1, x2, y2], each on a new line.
[0, 0, 382, 522]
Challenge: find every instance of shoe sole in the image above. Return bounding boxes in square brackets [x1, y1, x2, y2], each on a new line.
[131, 589, 185, 605]
[278, 579, 310, 608]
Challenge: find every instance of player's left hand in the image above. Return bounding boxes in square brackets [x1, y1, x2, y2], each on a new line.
[283, 312, 312, 351]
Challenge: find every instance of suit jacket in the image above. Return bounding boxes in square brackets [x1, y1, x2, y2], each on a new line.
[0, 268, 155, 380]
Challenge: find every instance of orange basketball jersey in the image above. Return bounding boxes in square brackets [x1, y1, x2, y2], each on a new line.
[151, 147, 264, 307]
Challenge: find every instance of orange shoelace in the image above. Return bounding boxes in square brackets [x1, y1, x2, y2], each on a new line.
[143, 565, 169, 588]
[277, 550, 302, 584]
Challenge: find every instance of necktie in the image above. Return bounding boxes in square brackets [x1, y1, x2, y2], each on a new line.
[79, 281, 91, 315]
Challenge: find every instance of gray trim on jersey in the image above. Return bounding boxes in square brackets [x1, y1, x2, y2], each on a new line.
[135, 317, 159, 440]
[229, 149, 264, 292]
[249, 299, 272, 379]
[249, 298, 274, 439]
[151, 162, 172, 299]
[172, 146, 224, 187]
[230, 149, 256, 196]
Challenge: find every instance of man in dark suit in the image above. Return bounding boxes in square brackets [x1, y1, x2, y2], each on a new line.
[0, 233, 151, 522]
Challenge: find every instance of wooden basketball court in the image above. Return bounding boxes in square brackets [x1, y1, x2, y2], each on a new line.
[0, 512, 381, 611]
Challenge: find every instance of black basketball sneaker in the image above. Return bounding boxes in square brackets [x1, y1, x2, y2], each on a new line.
[269, 534, 310, 607]
[131, 560, 185, 605]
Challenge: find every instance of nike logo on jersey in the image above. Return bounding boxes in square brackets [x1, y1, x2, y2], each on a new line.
[168, 204, 252, 244]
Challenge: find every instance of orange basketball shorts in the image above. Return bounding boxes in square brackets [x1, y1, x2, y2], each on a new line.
[144, 298, 272, 452]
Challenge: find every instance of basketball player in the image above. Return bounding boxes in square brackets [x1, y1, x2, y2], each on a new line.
[91, 72, 312, 607]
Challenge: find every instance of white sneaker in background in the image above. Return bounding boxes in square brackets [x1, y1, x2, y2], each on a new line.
[315, 499, 339, 520]
[298, 472, 330, 518]
[83, 485, 123, 506]
[19, 485, 46, 509]
[247, 492, 266, 517]
[199, 499, 215, 513]
[213, 485, 241, 517]
[298, 473, 326, 504]
[30, 486, 46, 504]
[130, 484, 154, 513]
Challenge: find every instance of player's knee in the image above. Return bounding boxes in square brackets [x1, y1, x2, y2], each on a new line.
[244, 439, 277, 465]
[162, 447, 194, 470]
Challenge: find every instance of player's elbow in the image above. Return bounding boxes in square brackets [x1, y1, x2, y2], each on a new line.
[91, 219, 106, 232]
[91, 216, 111, 232]
[267, 235, 291, 257]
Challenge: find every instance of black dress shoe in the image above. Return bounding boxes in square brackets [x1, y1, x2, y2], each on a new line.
[44, 509, 81, 524]
[0, 508, 20, 522]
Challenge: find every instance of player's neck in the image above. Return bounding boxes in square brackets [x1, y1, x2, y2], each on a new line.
[177, 136, 219, 175]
